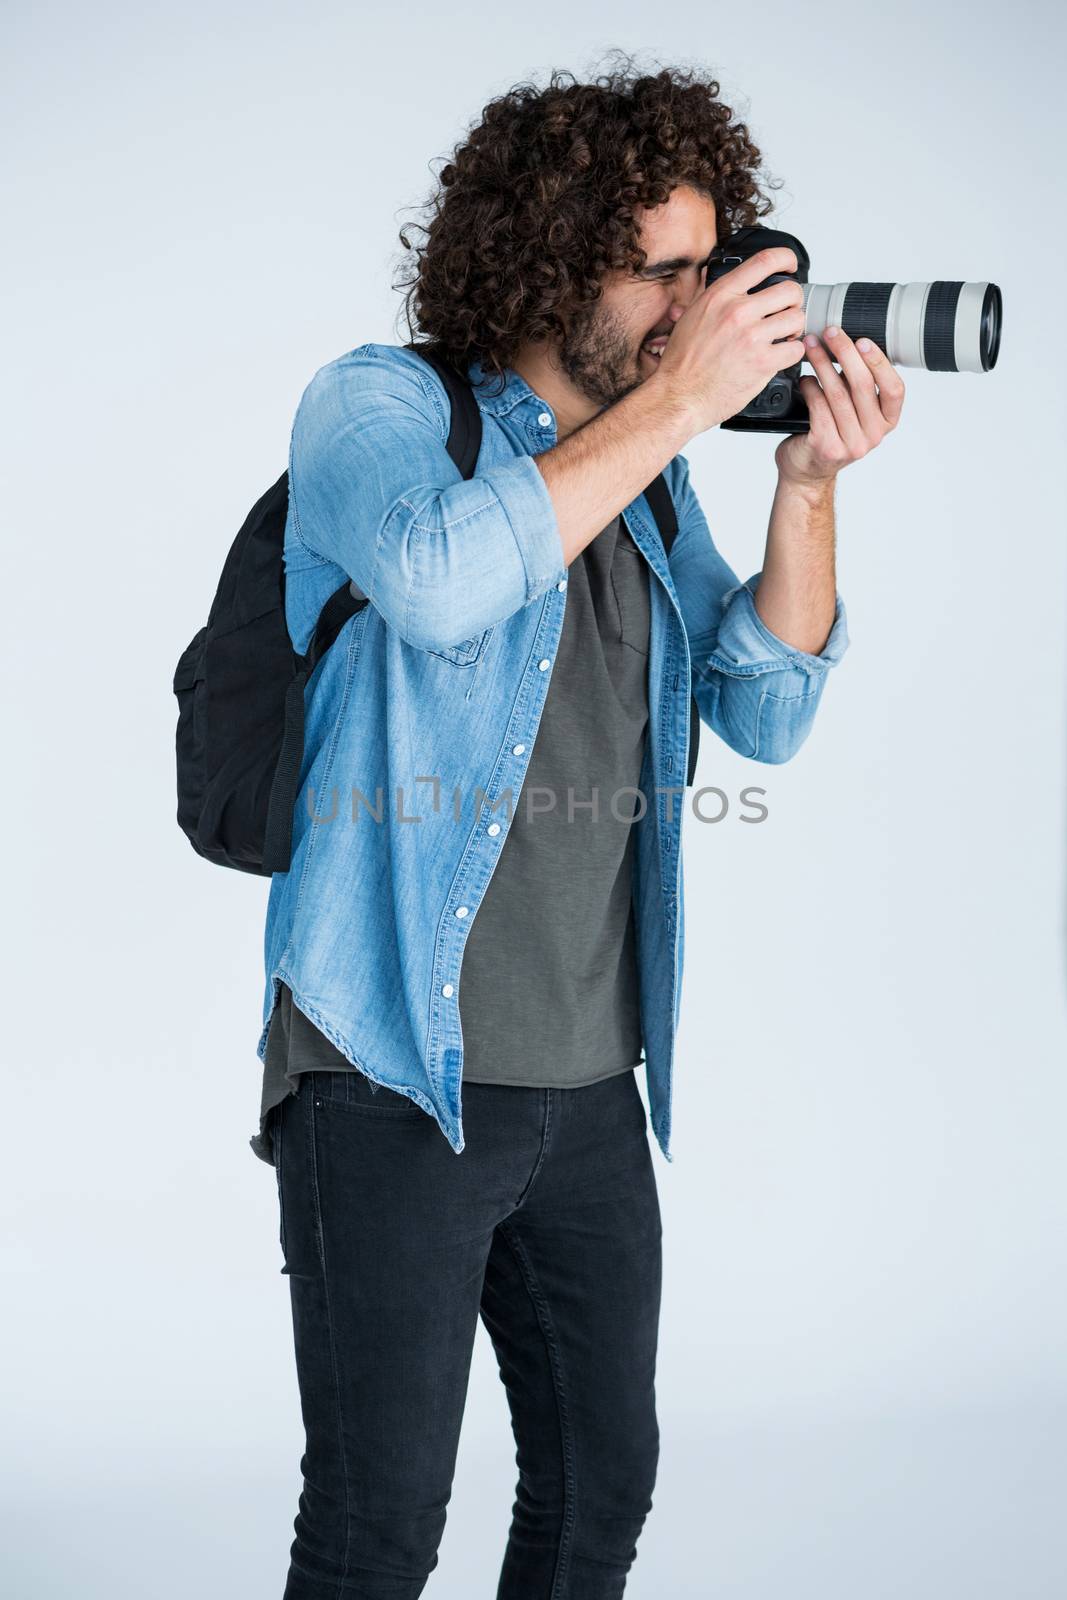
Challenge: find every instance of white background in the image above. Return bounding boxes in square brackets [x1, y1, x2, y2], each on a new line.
[4, 1, 1065, 1594]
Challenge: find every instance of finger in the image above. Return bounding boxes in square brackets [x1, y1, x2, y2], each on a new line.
[853, 338, 906, 428]
[801, 337, 867, 454]
[816, 327, 883, 438]
[799, 375, 844, 454]
[715, 246, 799, 297]
[750, 278, 806, 318]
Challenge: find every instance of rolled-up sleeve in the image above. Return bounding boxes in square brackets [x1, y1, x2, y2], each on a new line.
[288, 343, 567, 652]
[664, 453, 850, 764]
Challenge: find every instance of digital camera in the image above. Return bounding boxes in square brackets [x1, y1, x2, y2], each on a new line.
[704, 225, 1002, 433]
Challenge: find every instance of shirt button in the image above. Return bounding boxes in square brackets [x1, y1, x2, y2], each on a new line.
[455, 905, 469, 918]
[537, 411, 552, 427]
[538, 658, 550, 671]
[512, 743, 526, 755]
[556, 579, 567, 591]
[487, 822, 501, 836]
[441, 983, 454, 997]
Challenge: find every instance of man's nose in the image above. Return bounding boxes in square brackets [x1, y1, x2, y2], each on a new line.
[670, 277, 702, 317]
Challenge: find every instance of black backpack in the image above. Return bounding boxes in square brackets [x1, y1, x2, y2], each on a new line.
[172, 345, 699, 876]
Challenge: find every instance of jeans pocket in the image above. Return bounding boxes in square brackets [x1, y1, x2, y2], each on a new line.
[311, 1067, 425, 1119]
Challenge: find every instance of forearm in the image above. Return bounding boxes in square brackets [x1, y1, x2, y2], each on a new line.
[534, 376, 696, 564]
[754, 473, 839, 655]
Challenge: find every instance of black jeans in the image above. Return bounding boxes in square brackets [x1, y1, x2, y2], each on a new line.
[272, 1063, 663, 1598]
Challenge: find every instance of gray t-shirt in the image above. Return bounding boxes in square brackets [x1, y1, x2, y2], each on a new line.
[459, 513, 649, 1085]
[249, 514, 650, 1166]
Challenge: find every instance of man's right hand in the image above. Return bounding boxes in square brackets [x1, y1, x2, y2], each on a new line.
[650, 247, 808, 435]
[534, 246, 809, 566]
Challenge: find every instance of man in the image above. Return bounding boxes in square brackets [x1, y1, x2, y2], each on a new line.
[252, 63, 904, 1599]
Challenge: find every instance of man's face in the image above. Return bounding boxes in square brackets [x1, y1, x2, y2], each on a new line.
[557, 184, 719, 409]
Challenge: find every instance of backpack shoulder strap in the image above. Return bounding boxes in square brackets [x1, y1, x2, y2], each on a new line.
[639, 467, 701, 787]
[320, 344, 484, 662]
[409, 344, 483, 478]
[642, 471, 678, 555]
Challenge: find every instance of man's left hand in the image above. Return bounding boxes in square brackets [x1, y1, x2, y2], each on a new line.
[774, 327, 906, 488]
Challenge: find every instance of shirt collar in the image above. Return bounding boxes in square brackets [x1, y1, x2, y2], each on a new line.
[466, 356, 553, 423]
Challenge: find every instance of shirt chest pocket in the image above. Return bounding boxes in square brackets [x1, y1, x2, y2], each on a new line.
[425, 627, 495, 666]
[610, 545, 651, 657]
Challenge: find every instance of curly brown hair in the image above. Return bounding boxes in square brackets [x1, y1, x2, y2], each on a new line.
[396, 57, 782, 390]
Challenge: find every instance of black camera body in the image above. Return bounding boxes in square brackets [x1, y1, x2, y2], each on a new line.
[704, 225, 812, 435]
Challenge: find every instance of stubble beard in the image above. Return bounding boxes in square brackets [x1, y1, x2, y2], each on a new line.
[557, 302, 643, 411]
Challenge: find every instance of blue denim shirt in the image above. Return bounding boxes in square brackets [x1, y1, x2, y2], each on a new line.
[258, 342, 849, 1163]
